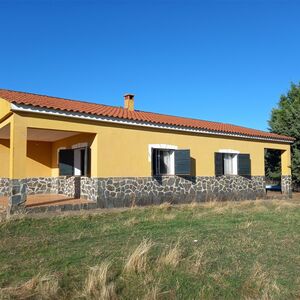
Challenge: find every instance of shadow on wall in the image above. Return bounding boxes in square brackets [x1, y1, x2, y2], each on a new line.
[27, 141, 52, 169]
[191, 157, 196, 176]
[0, 139, 10, 177]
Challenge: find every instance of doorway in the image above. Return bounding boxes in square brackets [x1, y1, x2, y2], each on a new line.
[59, 147, 91, 176]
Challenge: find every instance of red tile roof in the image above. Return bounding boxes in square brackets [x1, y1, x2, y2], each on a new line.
[0, 88, 294, 142]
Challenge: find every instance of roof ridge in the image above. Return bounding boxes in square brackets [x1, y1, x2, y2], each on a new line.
[135, 108, 271, 133]
[0, 88, 122, 109]
[1, 88, 253, 129]
[0, 88, 294, 141]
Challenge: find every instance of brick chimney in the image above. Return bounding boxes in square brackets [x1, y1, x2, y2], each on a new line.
[124, 93, 135, 111]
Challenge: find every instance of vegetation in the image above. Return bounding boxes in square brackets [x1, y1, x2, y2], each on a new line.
[265, 149, 281, 184]
[268, 82, 300, 185]
[0, 200, 300, 299]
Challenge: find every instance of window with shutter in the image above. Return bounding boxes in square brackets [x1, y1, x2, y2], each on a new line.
[238, 154, 251, 177]
[175, 149, 191, 175]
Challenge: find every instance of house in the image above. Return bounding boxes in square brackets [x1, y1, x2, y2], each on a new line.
[0, 89, 294, 213]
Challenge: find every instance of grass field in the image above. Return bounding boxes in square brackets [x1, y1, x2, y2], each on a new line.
[0, 199, 299, 299]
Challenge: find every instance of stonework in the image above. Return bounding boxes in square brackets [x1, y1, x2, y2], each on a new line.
[80, 175, 266, 208]
[1, 174, 294, 215]
[27, 202, 98, 214]
[281, 175, 292, 198]
[56, 176, 76, 198]
[81, 177, 99, 202]
[26, 177, 58, 195]
[8, 179, 27, 214]
[26, 177, 76, 198]
[0, 178, 10, 197]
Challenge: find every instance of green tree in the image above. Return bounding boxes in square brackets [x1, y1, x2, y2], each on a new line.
[269, 82, 300, 185]
[265, 149, 281, 184]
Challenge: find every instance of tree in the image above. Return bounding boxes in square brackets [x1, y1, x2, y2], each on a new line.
[265, 149, 281, 184]
[268, 82, 300, 186]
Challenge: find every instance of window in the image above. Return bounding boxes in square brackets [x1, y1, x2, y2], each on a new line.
[152, 149, 174, 175]
[59, 147, 91, 176]
[223, 153, 237, 175]
[152, 148, 191, 176]
[215, 152, 251, 177]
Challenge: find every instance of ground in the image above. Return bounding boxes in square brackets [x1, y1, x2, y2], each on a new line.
[0, 199, 299, 299]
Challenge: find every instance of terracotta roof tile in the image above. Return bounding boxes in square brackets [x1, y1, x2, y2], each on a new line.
[0, 88, 295, 142]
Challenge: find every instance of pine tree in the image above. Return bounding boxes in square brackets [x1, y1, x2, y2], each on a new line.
[268, 82, 300, 185]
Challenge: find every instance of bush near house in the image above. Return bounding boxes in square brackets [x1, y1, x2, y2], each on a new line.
[0, 200, 300, 299]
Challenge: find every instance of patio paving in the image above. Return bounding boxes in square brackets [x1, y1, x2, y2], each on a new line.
[0, 194, 92, 210]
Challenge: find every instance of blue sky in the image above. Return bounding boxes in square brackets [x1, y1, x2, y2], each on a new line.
[0, 0, 299, 131]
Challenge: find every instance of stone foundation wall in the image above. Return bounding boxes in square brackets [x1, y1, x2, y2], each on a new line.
[57, 176, 76, 198]
[0, 178, 10, 197]
[27, 177, 58, 195]
[8, 179, 27, 214]
[281, 175, 292, 198]
[2, 174, 294, 214]
[81, 177, 99, 202]
[82, 175, 267, 208]
[26, 177, 76, 197]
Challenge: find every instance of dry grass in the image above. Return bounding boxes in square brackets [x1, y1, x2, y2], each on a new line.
[188, 201, 200, 209]
[238, 220, 255, 230]
[123, 217, 139, 227]
[242, 262, 280, 300]
[0, 274, 59, 300]
[190, 249, 207, 275]
[80, 261, 117, 300]
[162, 213, 176, 220]
[124, 239, 154, 273]
[143, 283, 161, 300]
[158, 202, 172, 210]
[158, 242, 182, 268]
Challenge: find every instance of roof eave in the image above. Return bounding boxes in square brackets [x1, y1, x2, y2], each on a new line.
[10, 103, 295, 144]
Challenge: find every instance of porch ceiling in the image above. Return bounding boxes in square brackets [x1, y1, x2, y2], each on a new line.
[0, 127, 80, 142]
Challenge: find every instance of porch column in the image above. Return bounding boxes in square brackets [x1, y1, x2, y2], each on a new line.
[281, 149, 292, 198]
[8, 116, 27, 214]
[91, 133, 101, 177]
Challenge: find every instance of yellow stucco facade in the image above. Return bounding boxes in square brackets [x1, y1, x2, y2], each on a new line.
[0, 98, 292, 179]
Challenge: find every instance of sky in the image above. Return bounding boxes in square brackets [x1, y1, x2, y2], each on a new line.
[0, 0, 299, 131]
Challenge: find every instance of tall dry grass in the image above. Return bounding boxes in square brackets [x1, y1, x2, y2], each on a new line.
[80, 261, 117, 300]
[124, 239, 154, 273]
[0, 274, 59, 300]
[158, 242, 182, 268]
[143, 283, 161, 300]
[190, 249, 207, 275]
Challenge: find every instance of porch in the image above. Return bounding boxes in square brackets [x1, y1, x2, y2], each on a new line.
[0, 120, 101, 213]
[0, 194, 93, 210]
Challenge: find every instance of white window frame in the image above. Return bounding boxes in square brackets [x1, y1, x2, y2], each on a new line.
[72, 142, 88, 149]
[218, 149, 240, 175]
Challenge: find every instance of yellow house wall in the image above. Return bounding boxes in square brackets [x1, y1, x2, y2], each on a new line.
[27, 140, 52, 177]
[98, 125, 291, 177]
[0, 98, 11, 121]
[0, 138, 52, 178]
[0, 139, 10, 177]
[3, 112, 292, 178]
